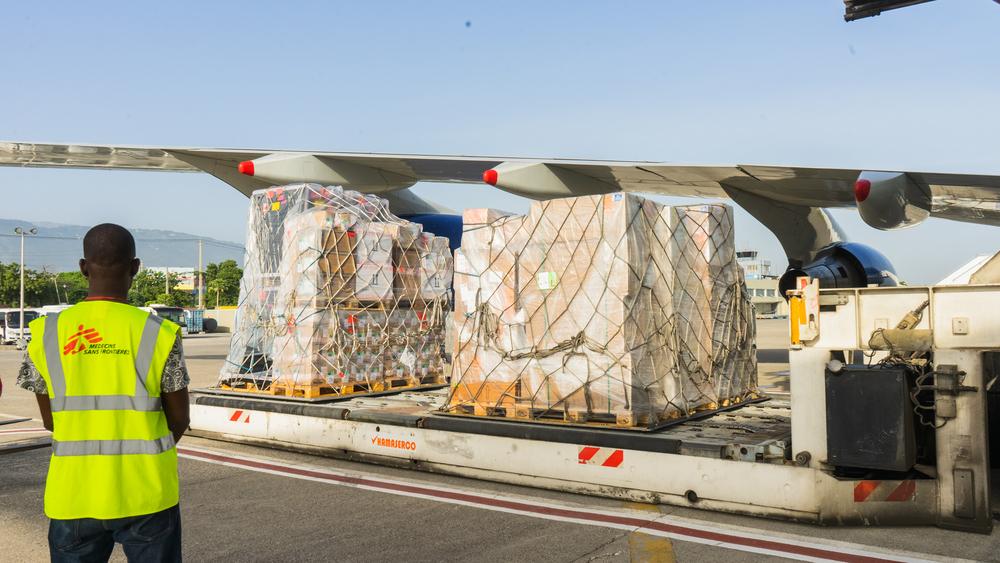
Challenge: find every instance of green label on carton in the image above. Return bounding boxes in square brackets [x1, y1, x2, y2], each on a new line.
[536, 271, 558, 291]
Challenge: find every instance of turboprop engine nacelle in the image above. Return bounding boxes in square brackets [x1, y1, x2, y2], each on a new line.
[238, 153, 415, 193]
[482, 162, 615, 199]
[854, 171, 931, 230]
[778, 242, 898, 298]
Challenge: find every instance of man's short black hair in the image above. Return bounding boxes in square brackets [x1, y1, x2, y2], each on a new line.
[83, 223, 136, 268]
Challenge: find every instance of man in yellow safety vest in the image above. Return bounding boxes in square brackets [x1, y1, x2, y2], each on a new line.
[17, 223, 190, 562]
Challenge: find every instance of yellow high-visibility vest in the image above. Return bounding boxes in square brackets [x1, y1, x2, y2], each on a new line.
[28, 301, 181, 520]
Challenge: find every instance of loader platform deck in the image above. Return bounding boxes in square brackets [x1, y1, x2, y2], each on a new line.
[191, 387, 791, 462]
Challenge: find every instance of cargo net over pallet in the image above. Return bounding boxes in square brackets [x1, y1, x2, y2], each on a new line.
[219, 183, 453, 399]
[447, 193, 757, 430]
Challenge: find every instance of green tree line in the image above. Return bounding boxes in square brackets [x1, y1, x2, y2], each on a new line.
[0, 260, 243, 309]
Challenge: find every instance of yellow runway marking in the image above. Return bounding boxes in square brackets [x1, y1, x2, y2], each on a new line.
[625, 502, 675, 562]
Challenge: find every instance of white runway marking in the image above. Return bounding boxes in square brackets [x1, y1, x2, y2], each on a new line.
[0, 427, 48, 435]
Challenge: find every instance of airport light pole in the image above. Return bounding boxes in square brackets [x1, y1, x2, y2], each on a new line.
[14, 226, 37, 349]
[197, 239, 204, 309]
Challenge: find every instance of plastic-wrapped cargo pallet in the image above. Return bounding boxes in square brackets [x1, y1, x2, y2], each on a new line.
[446, 192, 756, 429]
[219, 183, 453, 398]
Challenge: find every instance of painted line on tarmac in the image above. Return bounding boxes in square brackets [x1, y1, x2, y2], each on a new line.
[0, 427, 48, 435]
[178, 445, 953, 563]
[0, 417, 32, 427]
[624, 501, 676, 563]
[0, 412, 42, 422]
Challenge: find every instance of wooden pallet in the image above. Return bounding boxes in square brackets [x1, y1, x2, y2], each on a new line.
[269, 373, 447, 399]
[219, 381, 271, 395]
[444, 403, 682, 430]
[442, 393, 767, 432]
[270, 380, 370, 398]
[443, 403, 641, 426]
[508, 404, 653, 428]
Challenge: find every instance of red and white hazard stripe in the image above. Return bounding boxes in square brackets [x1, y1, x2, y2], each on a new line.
[178, 445, 951, 563]
[854, 480, 917, 503]
[578, 446, 624, 467]
[228, 410, 251, 424]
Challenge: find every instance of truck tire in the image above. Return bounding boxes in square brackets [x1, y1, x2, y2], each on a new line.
[203, 318, 218, 333]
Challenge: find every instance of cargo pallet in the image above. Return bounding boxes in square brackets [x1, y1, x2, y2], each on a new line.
[217, 373, 447, 401]
[443, 392, 764, 431]
[190, 284, 1000, 533]
[271, 374, 447, 399]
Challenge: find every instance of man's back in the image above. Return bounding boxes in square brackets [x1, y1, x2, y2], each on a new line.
[28, 301, 181, 520]
[18, 223, 189, 562]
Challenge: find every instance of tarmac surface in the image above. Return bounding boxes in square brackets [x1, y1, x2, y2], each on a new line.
[1, 320, 997, 562]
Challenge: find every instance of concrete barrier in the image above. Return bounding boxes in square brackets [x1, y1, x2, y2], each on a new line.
[204, 308, 237, 333]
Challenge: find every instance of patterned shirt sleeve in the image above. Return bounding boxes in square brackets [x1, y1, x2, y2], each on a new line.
[17, 352, 47, 394]
[17, 336, 190, 394]
[160, 337, 191, 393]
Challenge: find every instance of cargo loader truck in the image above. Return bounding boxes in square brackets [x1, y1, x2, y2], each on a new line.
[188, 282, 1000, 534]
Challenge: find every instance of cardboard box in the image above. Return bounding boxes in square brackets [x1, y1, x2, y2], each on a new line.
[384, 221, 423, 248]
[356, 223, 393, 265]
[393, 248, 422, 302]
[356, 262, 394, 302]
[420, 254, 451, 299]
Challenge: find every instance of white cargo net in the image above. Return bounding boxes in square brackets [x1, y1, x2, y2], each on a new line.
[219, 184, 453, 399]
[447, 193, 756, 428]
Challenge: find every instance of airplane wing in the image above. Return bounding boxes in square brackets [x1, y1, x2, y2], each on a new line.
[2, 141, 999, 264]
[843, 0, 937, 22]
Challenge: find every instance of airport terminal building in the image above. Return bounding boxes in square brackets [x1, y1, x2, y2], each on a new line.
[737, 250, 788, 318]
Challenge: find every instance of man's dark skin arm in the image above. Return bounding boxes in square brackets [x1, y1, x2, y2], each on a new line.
[34, 394, 53, 432]
[162, 388, 190, 443]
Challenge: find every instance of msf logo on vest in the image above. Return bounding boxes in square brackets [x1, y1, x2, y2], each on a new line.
[62, 325, 126, 356]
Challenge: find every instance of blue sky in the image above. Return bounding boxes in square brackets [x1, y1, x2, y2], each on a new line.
[1, 1, 998, 282]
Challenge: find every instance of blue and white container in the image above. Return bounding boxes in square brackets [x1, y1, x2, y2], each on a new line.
[184, 309, 205, 334]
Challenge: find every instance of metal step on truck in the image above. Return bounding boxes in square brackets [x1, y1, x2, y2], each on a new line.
[188, 282, 1000, 534]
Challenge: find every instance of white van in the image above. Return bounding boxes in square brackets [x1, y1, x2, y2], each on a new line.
[140, 304, 188, 333]
[0, 308, 40, 344]
[36, 304, 72, 317]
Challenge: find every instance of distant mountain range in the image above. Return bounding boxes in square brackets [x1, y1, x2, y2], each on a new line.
[0, 218, 244, 272]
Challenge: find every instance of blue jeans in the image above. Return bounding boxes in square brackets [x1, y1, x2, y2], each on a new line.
[48, 504, 182, 562]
